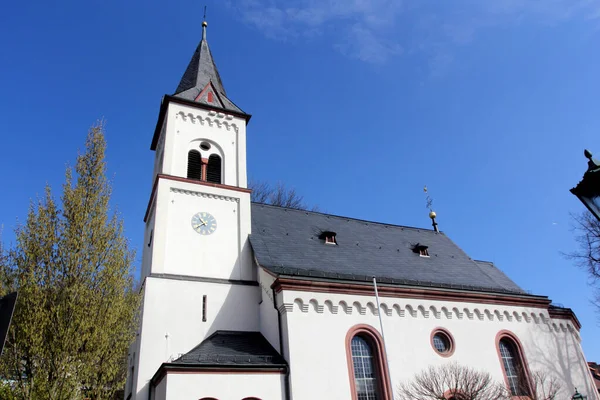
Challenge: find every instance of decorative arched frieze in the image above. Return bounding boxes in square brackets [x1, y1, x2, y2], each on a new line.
[275, 296, 580, 338]
[176, 111, 239, 133]
[339, 301, 352, 315]
[353, 301, 366, 315]
[309, 299, 324, 313]
[324, 300, 338, 314]
[393, 304, 405, 317]
[513, 311, 522, 322]
[278, 303, 293, 313]
[430, 305, 441, 319]
[474, 309, 484, 321]
[170, 188, 239, 202]
[380, 303, 392, 316]
[294, 298, 308, 313]
[494, 310, 503, 321]
[463, 308, 473, 320]
[442, 307, 452, 319]
[484, 309, 494, 321]
[367, 302, 379, 316]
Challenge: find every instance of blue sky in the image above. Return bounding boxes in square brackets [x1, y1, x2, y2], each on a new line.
[1, 0, 600, 361]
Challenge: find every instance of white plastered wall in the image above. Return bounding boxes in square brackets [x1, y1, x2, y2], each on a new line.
[159, 102, 248, 188]
[258, 267, 281, 352]
[279, 290, 598, 400]
[160, 372, 285, 400]
[133, 277, 260, 400]
[148, 177, 253, 281]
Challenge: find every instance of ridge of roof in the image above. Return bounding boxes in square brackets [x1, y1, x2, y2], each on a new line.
[251, 202, 440, 234]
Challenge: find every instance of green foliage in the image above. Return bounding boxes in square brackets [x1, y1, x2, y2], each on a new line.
[0, 122, 140, 400]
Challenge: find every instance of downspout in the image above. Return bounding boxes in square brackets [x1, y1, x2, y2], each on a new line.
[273, 287, 291, 400]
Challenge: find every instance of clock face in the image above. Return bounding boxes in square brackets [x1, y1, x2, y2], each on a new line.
[191, 212, 217, 235]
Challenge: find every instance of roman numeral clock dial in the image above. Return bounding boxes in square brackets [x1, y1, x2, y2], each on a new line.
[191, 212, 217, 235]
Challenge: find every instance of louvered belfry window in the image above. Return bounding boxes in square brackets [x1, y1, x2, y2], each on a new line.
[206, 154, 222, 184]
[187, 150, 203, 180]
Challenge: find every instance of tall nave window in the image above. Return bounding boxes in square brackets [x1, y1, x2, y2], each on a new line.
[347, 325, 391, 400]
[497, 334, 531, 396]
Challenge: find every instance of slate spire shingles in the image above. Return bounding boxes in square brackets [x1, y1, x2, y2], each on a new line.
[173, 21, 245, 114]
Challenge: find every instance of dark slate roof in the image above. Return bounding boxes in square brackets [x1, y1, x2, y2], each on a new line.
[250, 204, 527, 295]
[173, 24, 245, 114]
[173, 330, 286, 367]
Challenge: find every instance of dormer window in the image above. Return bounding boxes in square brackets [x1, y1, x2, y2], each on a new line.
[412, 243, 429, 257]
[319, 231, 337, 245]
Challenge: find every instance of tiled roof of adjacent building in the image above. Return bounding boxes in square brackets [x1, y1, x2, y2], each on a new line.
[172, 330, 286, 367]
[250, 203, 528, 295]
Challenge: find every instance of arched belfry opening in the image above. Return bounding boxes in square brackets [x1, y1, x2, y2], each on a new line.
[206, 154, 222, 184]
[187, 150, 202, 180]
[186, 142, 223, 184]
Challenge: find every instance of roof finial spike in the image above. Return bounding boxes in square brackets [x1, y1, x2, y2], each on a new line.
[424, 186, 439, 233]
[202, 6, 208, 40]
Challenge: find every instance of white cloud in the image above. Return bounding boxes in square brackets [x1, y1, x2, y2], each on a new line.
[232, 0, 404, 63]
[230, 0, 600, 68]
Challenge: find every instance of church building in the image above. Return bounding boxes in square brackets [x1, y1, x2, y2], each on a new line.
[126, 20, 599, 400]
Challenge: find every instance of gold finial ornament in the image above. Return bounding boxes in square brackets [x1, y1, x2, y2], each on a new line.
[429, 211, 436, 219]
[202, 21, 208, 27]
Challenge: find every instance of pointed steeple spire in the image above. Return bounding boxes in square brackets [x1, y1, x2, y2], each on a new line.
[173, 19, 244, 114]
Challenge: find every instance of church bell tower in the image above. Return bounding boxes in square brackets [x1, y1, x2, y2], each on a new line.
[127, 20, 258, 400]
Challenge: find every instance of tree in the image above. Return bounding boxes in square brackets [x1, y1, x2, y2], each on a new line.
[249, 180, 316, 210]
[397, 364, 562, 400]
[570, 211, 600, 314]
[0, 122, 140, 400]
[397, 363, 507, 400]
[526, 370, 561, 400]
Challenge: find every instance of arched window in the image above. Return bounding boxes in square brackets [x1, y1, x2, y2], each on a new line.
[206, 154, 222, 184]
[496, 332, 531, 396]
[187, 150, 202, 180]
[346, 325, 391, 400]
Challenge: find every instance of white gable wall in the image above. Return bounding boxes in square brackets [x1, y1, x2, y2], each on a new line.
[162, 372, 285, 400]
[279, 289, 598, 400]
[133, 277, 260, 400]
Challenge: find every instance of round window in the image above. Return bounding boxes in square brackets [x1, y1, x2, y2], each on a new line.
[431, 329, 454, 357]
[200, 141, 211, 151]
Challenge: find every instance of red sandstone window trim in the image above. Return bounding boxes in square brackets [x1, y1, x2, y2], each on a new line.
[443, 389, 467, 399]
[430, 327, 455, 358]
[345, 324, 392, 400]
[495, 330, 532, 399]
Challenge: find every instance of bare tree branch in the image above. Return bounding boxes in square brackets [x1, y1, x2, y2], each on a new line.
[567, 211, 600, 314]
[397, 363, 507, 400]
[526, 370, 562, 400]
[249, 180, 317, 211]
